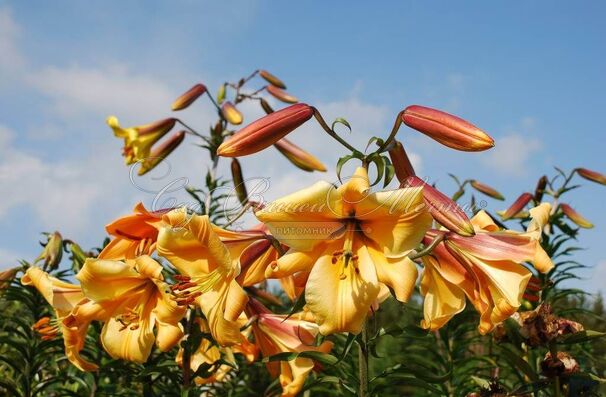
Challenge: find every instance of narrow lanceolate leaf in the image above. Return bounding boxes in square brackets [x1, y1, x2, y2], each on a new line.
[470, 180, 505, 200]
[217, 103, 313, 157]
[221, 101, 243, 125]
[500, 192, 533, 220]
[138, 130, 186, 175]
[230, 158, 248, 205]
[534, 175, 548, 202]
[388, 140, 416, 183]
[405, 176, 475, 236]
[266, 85, 298, 104]
[402, 105, 494, 151]
[274, 138, 326, 172]
[259, 69, 286, 89]
[171, 83, 207, 111]
[576, 167, 606, 185]
[560, 203, 594, 228]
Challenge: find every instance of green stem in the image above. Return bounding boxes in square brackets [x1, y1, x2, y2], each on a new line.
[358, 321, 369, 397]
[311, 107, 359, 154]
[548, 342, 561, 397]
[182, 308, 196, 388]
[377, 110, 404, 153]
[408, 233, 445, 260]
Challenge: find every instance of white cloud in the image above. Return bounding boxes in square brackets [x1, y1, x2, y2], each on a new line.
[0, 247, 25, 271]
[0, 7, 24, 73]
[480, 133, 542, 177]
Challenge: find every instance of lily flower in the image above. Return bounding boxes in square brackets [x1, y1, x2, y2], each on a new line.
[419, 203, 554, 334]
[68, 255, 186, 364]
[246, 299, 333, 397]
[156, 209, 249, 346]
[256, 167, 432, 334]
[107, 116, 176, 165]
[21, 267, 98, 371]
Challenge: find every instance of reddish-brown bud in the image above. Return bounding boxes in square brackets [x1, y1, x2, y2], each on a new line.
[266, 85, 298, 104]
[534, 175, 548, 202]
[0, 267, 18, 291]
[405, 176, 475, 236]
[470, 180, 505, 200]
[221, 102, 243, 125]
[217, 103, 313, 157]
[171, 84, 207, 111]
[402, 105, 494, 151]
[274, 138, 326, 172]
[576, 167, 606, 185]
[259, 98, 274, 114]
[137, 118, 177, 136]
[388, 140, 415, 183]
[231, 158, 248, 205]
[500, 192, 533, 220]
[559, 203, 593, 229]
[139, 131, 186, 176]
[259, 70, 286, 89]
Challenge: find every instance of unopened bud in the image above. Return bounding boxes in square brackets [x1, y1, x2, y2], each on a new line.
[259, 98, 274, 114]
[534, 175, 548, 202]
[470, 180, 504, 200]
[217, 103, 313, 157]
[405, 176, 475, 236]
[274, 138, 326, 172]
[259, 70, 286, 89]
[36, 231, 63, 271]
[136, 118, 177, 136]
[576, 167, 606, 185]
[402, 105, 494, 151]
[0, 267, 18, 291]
[388, 140, 415, 183]
[217, 84, 226, 104]
[221, 102, 243, 125]
[138, 131, 186, 175]
[231, 158, 248, 205]
[266, 85, 298, 104]
[171, 84, 207, 111]
[500, 193, 533, 220]
[559, 203, 593, 229]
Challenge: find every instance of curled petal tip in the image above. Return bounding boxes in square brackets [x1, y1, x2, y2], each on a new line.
[402, 105, 494, 152]
[171, 83, 207, 111]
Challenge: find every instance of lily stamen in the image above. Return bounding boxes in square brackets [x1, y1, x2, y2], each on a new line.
[170, 270, 223, 306]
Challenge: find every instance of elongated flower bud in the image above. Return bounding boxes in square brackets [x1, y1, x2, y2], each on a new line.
[0, 267, 18, 291]
[389, 140, 415, 182]
[274, 138, 326, 172]
[36, 231, 63, 271]
[259, 98, 274, 114]
[576, 168, 606, 185]
[402, 105, 494, 151]
[222, 102, 243, 125]
[231, 158, 248, 205]
[217, 84, 226, 104]
[560, 204, 593, 229]
[259, 70, 286, 89]
[534, 175, 548, 202]
[171, 84, 207, 111]
[139, 131, 186, 175]
[501, 192, 533, 220]
[470, 180, 504, 200]
[217, 103, 313, 157]
[405, 176, 475, 236]
[266, 85, 298, 104]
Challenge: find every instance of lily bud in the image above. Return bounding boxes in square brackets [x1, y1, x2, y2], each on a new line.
[217, 84, 226, 104]
[36, 231, 63, 271]
[470, 180, 504, 200]
[388, 140, 415, 183]
[402, 105, 494, 151]
[274, 138, 326, 172]
[405, 176, 475, 236]
[266, 85, 298, 104]
[559, 203, 593, 229]
[259, 70, 286, 89]
[221, 102, 243, 125]
[259, 98, 274, 114]
[0, 267, 18, 291]
[534, 175, 548, 202]
[136, 118, 177, 136]
[217, 103, 313, 157]
[171, 84, 207, 111]
[576, 167, 606, 185]
[231, 158, 248, 205]
[500, 193, 533, 220]
[138, 131, 186, 175]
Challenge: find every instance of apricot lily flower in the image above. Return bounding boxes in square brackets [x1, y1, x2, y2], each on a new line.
[420, 203, 554, 334]
[246, 299, 333, 397]
[156, 209, 249, 346]
[21, 267, 98, 371]
[69, 256, 186, 364]
[107, 116, 176, 165]
[256, 167, 432, 334]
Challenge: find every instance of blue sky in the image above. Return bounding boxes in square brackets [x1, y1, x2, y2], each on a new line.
[0, 1, 604, 292]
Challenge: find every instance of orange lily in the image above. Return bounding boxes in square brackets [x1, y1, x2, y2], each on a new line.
[107, 116, 176, 165]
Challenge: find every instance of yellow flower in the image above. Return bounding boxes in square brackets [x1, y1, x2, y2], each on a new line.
[21, 267, 98, 371]
[156, 209, 249, 346]
[107, 116, 176, 165]
[256, 167, 432, 334]
[420, 204, 554, 334]
[246, 299, 333, 397]
[68, 255, 186, 364]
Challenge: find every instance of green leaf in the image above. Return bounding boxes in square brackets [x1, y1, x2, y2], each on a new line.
[331, 117, 351, 134]
[558, 329, 606, 344]
[336, 154, 355, 183]
[262, 351, 340, 366]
